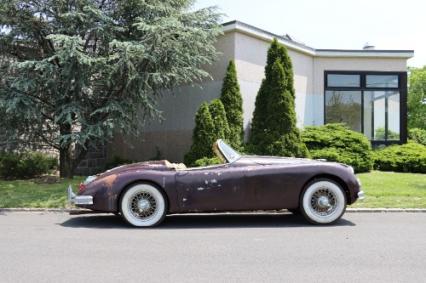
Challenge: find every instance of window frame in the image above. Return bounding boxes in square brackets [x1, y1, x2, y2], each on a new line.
[324, 71, 407, 145]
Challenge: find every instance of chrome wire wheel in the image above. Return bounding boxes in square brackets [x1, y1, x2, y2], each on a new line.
[129, 191, 157, 219]
[310, 188, 337, 216]
[120, 184, 166, 227]
[301, 179, 346, 224]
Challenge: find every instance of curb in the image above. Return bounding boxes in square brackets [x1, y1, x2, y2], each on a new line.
[1, 208, 426, 213]
[346, 208, 426, 213]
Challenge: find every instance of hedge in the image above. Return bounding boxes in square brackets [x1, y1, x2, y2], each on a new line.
[302, 123, 373, 173]
[0, 151, 57, 179]
[373, 142, 426, 173]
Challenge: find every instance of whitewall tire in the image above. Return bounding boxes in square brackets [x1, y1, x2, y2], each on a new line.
[120, 183, 167, 227]
[300, 179, 346, 224]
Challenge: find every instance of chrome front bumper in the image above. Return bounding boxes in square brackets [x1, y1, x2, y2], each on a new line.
[67, 185, 93, 205]
[358, 190, 365, 200]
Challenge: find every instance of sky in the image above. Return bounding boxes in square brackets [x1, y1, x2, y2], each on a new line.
[193, 0, 426, 67]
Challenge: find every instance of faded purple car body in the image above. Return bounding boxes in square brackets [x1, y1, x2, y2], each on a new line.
[77, 156, 361, 214]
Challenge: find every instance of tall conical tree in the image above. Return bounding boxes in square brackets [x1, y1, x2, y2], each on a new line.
[250, 38, 287, 150]
[184, 102, 216, 165]
[249, 39, 308, 157]
[209, 99, 230, 141]
[220, 60, 243, 148]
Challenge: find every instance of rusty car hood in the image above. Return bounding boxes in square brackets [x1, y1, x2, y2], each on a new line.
[99, 160, 173, 177]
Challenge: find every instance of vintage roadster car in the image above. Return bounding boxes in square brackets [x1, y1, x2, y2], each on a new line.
[68, 139, 364, 226]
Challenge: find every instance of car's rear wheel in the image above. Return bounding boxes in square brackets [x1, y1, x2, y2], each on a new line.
[120, 183, 167, 227]
[300, 179, 346, 224]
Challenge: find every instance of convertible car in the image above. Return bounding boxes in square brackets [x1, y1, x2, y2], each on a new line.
[68, 139, 364, 226]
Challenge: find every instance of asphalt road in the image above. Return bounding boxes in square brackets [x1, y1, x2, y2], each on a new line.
[0, 211, 425, 283]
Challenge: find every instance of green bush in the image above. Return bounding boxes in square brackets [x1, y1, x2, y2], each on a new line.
[184, 102, 216, 166]
[220, 60, 244, 149]
[0, 151, 57, 179]
[193, 157, 222, 167]
[185, 100, 232, 166]
[302, 123, 373, 173]
[409, 128, 426, 146]
[249, 39, 308, 157]
[373, 142, 426, 173]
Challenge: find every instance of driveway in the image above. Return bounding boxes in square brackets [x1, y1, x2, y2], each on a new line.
[0, 211, 425, 283]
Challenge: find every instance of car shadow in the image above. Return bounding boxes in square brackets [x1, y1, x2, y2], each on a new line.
[60, 212, 355, 229]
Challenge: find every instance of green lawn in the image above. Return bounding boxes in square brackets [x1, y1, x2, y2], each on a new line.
[0, 177, 84, 208]
[352, 171, 426, 208]
[0, 171, 425, 208]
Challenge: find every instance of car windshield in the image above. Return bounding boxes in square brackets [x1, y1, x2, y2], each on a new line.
[215, 139, 241, 163]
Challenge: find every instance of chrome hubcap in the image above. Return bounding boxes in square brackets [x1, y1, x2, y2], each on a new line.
[311, 188, 337, 216]
[318, 196, 331, 208]
[137, 199, 151, 211]
[129, 191, 157, 219]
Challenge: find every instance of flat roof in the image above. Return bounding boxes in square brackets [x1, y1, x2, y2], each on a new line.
[222, 20, 414, 59]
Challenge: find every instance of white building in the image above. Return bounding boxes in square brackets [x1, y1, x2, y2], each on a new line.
[107, 20, 414, 163]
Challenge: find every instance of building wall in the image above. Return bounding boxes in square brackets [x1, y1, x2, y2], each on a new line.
[107, 30, 409, 163]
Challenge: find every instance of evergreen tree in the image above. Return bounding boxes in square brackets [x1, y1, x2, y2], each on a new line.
[209, 99, 230, 140]
[185, 99, 231, 166]
[220, 60, 243, 148]
[250, 38, 288, 150]
[0, 0, 221, 177]
[184, 103, 216, 165]
[249, 39, 308, 157]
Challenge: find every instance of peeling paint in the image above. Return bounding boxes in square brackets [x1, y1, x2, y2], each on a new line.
[204, 180, 209, 185]
[182, 198, 187, 202]
[211, 179, 217, 184]
[102, 174, 117, 189]
[197, 187, 205, 191]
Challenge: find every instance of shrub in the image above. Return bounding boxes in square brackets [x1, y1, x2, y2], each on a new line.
[249, 39, 308, 157]
[209, 99, 230, 141]
[184, 102, 216, 166]
[302, 123, 373, 172]
[220, 60, 244, 149]
[185, 100, 232, 166]
[373, 142, 426, 173]
[193, 157, 222, 167]
[0, 151, 57, 179]
[409, 128, 426, 146]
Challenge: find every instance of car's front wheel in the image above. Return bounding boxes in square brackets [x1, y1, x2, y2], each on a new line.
[120, 183, 167, 227]
[300, 179, 346, 224]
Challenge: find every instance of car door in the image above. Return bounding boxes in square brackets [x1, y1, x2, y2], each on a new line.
[175, 164, 250, 212]
[243, 164, 302, 210]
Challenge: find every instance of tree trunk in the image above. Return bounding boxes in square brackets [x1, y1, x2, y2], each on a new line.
[59, 147, 74, 179]
[59, 124, 74, 179]
[58, 124, 90, 179]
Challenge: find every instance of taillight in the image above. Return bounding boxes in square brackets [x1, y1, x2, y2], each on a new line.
[78, 183, 86, 193]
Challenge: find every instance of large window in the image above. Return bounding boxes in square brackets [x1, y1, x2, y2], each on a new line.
[325, 91, 362, 132]
[325, 72, 406, 143]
